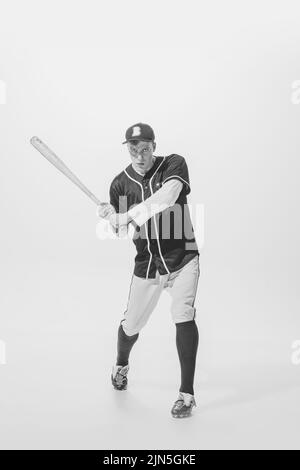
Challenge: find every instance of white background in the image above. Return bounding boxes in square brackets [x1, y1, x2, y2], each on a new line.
[1, 0, 300, 450]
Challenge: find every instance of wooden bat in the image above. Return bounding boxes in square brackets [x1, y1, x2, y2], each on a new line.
[30, 136, 102, 206]
[30, 136, 129, 237]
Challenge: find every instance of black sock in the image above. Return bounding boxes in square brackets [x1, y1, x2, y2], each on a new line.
[116, 323, 139, 367]
[176, 320, 199, 395]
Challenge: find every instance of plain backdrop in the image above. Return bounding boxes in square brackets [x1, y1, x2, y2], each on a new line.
[0, 0, 300, 450]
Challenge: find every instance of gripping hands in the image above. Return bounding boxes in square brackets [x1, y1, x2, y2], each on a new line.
[97, 203, 131, 237]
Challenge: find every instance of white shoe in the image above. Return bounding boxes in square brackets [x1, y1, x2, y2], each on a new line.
[171, 392, 197, 418]
[111, 364, 129, 390]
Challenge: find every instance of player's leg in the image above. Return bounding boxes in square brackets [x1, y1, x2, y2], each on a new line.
[111, 322, 139, 390]
[112, 272, 165, 390]
[165, 255, 200, 417]
[174, 320, 199, 404]
[116, 322, 138, 368]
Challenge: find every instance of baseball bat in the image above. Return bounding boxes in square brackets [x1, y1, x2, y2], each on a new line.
[30, 136, 102, 206]
[30, 136, 129, 237]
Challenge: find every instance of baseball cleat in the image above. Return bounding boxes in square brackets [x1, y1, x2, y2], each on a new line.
[171, 392, 196, 418]
[111, 364, 129, 391]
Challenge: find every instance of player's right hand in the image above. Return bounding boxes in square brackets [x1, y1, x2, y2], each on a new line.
[97, 203, 116, 219]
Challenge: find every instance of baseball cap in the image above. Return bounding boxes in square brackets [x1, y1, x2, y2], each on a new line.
[122, 123, 155, 144]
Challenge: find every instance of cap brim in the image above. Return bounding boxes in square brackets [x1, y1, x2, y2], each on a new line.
[122, 138, 153, 145]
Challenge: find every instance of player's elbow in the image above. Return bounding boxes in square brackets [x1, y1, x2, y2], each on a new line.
[167, 181, 184, 206]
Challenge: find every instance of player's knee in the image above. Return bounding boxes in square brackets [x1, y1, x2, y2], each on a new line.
[122, 320, 142, 336]
[171, 305, 196, 324]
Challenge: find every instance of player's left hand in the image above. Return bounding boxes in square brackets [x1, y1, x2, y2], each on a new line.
[97, 203, 116, 220]
[108, 212, 131, 230]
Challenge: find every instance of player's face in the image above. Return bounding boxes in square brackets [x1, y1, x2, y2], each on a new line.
[127, 141, 156, 174]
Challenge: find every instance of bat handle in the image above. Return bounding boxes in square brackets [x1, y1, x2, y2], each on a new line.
[117, 226, 129, 238]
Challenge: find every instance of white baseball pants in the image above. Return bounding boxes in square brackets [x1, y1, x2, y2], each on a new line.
[121, 255, 200, 336]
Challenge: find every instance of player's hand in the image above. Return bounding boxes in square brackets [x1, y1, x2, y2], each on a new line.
[97, 203, 116, 219]
[108, 212, 132, 238]
[108, 212, 131, 229]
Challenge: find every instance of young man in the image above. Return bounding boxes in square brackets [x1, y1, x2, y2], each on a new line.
[98, 123, 200, 418]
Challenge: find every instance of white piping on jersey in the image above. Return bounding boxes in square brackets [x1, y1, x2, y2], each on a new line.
[124, 169, 153, 279]
[149, 157, 170, 275]
[162, 175, 190, 190]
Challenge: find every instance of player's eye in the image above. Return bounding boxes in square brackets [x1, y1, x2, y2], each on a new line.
[130, 146, 150, 156]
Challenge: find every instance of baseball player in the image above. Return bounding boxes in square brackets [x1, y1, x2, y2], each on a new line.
[98, 123, 200, 418]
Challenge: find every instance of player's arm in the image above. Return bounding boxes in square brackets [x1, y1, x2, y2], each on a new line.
[161, 154, 191, 195]
[97, 180, 129, 236]
[96, 179, 121, 219]
[105, 180, 183, 229]
[123, 179, 183, 227]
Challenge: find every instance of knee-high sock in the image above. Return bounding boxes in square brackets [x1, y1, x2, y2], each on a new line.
[116, 323, 139, 367]
[176, 320, 199, 395]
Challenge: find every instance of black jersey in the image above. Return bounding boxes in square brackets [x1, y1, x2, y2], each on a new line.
[110, 154, 199, 279]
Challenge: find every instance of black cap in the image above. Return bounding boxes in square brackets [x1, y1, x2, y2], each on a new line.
[122, 123, 155, 144]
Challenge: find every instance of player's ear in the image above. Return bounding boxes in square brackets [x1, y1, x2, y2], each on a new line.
[152, 142, 156, 152]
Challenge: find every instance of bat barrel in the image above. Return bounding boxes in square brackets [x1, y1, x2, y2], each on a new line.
[30, 136, 102, 206]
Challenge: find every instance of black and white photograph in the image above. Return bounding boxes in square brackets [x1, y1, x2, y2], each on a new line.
[1, 0, 300, 454]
